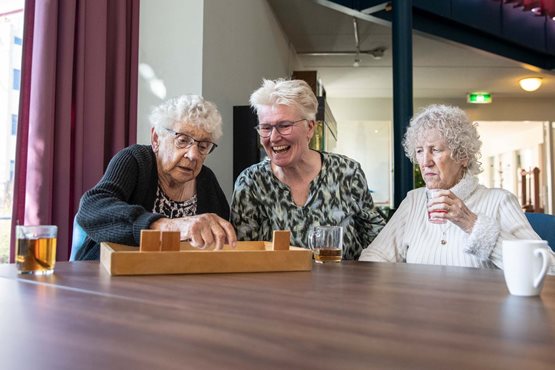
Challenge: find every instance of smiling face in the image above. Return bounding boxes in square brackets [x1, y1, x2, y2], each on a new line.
[415, 129, 468, 189]
[151, 121, 211, 186]
[257, 104, 314, 168]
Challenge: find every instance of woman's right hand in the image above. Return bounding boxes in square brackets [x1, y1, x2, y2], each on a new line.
[151, 214, 237, 250]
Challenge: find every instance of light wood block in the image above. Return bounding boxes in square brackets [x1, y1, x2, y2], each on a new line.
[100, 240, 312, 276]
[272, 230, 290, 250]
[140, 230, 161, 251]
[161, 231, 180, 251]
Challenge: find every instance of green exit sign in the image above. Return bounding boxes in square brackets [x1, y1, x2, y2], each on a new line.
[467, 92, 492, 104]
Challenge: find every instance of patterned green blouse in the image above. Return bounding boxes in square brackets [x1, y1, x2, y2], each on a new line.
[231, 152, 385, 260]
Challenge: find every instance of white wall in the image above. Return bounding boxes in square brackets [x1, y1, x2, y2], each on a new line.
[328, 97, 555, 123]
[202, 0, 293, 197]
[137, 0, 205, 145]
[138, 0, 293, 199]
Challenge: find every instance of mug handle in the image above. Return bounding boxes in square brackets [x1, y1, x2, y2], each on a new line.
[307, 229, 315, 250]
[533, 248, 550, 289]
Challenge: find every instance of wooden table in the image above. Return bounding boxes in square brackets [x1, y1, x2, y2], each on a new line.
[0, 261, 554, 370]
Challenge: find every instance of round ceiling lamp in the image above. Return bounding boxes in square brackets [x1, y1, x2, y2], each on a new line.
[519, 77, 543, 92]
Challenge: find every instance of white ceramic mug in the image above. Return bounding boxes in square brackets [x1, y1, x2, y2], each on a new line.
[502, 240, 551, 296]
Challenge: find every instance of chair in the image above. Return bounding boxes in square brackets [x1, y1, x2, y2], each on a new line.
[524, 213, 555, 251]
[69, 216, 88, 261]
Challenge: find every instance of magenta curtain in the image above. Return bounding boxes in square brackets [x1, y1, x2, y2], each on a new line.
[503, 0, 555, 16]
[10, 0, 139, 262]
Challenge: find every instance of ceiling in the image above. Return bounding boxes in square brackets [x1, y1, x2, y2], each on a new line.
[268, 0, 555, 99]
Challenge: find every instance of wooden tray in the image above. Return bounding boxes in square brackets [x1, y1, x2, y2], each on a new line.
[100, 241, 313, 276]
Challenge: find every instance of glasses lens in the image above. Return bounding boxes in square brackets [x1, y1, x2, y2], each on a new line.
[197, 142, 214, 154]
[256, 125, 272, 137]
[275, 122, 294, 135]
[175, 134, 193, 149]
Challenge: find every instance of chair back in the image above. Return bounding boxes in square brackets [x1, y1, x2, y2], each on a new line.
[69, 217, 88, 261]
[524, 213, 555, 251]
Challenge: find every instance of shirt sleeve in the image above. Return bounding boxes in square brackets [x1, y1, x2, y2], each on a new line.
[76, 148, 162, 246]
[359, 194, 411, 263]
[465, 190, 540, 269]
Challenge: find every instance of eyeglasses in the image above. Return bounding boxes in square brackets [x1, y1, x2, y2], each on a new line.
[254, 119, 306, 138]
[162, 128, 217, 155]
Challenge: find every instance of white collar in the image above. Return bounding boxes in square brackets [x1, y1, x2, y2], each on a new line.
[449, 173, 479, 201]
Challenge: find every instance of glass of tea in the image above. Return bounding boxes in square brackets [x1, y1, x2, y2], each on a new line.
[16, 225, 57, 275]
[308, 226, 343, 263]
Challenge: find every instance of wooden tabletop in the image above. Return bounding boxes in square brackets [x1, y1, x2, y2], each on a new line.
[0, 261, 554, 370]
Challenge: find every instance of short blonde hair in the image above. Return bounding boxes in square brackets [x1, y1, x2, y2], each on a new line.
[249, 79, 318, 120]
[403, 104, 482, 175]
[149, 95, 223, 141]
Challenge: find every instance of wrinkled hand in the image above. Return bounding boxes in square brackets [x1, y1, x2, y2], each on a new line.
[428, 190, 477, 233]
[151, 214, 237, 250]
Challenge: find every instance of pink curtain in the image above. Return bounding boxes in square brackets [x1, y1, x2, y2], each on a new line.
[543, 0, 555, 17]
[10, 0, 139, 262]
[503, 0, 555, 16]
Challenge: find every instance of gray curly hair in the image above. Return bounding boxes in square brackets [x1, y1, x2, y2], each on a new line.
[402, 104, 482, 175]
[149, 95, 223, 141]
[249, 79, 318, 121]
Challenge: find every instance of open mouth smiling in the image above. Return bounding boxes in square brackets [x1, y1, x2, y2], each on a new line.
[272, 145, 290, 154]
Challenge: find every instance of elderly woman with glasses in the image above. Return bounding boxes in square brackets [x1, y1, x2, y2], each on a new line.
[359, 104, 549, 271]
[73, 95, 236, 260]
[230, 79, 384, 260]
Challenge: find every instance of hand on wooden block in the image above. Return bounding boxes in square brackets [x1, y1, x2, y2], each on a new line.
[140, 230, 180, 252]
[272, 230, 290, 250]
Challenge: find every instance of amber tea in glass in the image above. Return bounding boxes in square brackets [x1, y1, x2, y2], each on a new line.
[308, 226, 343, 263]
[16, 225, 57, 275]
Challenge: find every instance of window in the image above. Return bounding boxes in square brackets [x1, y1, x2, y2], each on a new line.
[13, 69, 21, 90]
[9, 160, 15, 181]
[0, 1, 25, 264]
[11, 114, 17, 135]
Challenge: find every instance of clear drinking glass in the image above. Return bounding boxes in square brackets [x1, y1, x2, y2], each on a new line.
[308, 226, 343, 263]
[426, 189, 447, 224]
[16, 225, 57, 275]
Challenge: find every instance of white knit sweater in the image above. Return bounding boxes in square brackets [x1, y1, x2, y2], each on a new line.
[359, 174, 552, 271]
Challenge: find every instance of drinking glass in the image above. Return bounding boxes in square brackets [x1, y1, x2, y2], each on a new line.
[308, 226, 343, 263]
[16, 225, 57, 275]
[426, 188, 447, 224]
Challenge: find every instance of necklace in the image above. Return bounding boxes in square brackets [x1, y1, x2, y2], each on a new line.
[439, 222, 451, 245]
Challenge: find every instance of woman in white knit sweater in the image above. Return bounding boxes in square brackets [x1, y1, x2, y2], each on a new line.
[360, 104, 550, 271]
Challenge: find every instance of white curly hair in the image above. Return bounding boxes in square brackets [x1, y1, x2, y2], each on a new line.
[249, 78, 318, 121]
[402, 104, 483, 175]
[149, 95, 223, 141]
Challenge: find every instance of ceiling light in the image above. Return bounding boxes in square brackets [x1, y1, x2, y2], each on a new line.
[519, 77, 542, 92]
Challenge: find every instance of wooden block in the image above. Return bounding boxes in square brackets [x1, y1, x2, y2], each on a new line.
[140, 230, 161, 251]
[161, 231, 180, 251]
[272, 230, 290, 250]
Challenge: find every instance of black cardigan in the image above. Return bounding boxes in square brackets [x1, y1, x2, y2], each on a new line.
[74, 144, 229, 260]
